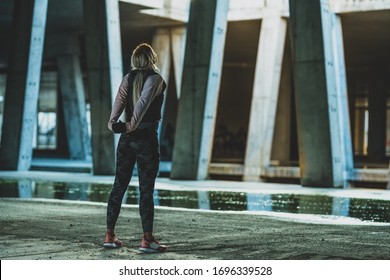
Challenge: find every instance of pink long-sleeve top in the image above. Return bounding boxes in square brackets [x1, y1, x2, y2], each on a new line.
[108, 73, 164, 133]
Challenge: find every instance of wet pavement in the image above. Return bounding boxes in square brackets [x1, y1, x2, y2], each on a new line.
[1, 178, 390, 223]
[0, 171, 390, 260]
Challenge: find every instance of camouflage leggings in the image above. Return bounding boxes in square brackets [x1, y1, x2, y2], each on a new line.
[106, 128, 159, 233]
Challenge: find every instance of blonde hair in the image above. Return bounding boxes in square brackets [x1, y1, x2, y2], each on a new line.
[130, 43, 158, 107]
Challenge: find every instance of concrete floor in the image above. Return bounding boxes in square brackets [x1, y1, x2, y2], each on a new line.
[0, 170, 390, 260]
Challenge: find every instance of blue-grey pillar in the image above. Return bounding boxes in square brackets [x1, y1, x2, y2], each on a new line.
[289, 0, 353, 187]
[57, 48, 91, 160]
[243, 5, 287, 182]
[83, 0, 123, 175]
[332, 14, 354, 185]
[171, 0, 229, 180]
[0, 0, 48, 170]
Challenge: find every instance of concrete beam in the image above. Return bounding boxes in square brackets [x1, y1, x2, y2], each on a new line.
[210, 163, 390, 184]
[289, 0, 353, 187]
[329, 0, 390, 13]
[352, 168, 388, 183]
[170, 0, 229, 180]
[120, 0, 163, 8]
[83, 0, 123, 175]
[0, 0, 48, 170]
[243, 10, 287, 181]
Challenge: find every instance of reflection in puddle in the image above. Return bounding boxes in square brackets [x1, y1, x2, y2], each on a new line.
[1, 179, 390, 223]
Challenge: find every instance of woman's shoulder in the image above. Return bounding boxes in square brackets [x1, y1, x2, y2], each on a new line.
[145, 71, 164, 83]
[123, 72, 131, 80]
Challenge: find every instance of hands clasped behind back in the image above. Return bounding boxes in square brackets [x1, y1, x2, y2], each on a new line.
[111, 121, 127, 134]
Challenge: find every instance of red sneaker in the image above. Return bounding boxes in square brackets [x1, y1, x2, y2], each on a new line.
[103, 233, 123, 248]
[139, 235, 167, 253]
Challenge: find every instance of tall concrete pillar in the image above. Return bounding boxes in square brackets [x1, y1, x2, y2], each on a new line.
[354, 108, 366, 155]
[243, 6, 287, 181]
[0, 0, 48, 170]
[271, 47, 292, 165]
[289, 0, 353, 187]
[171, 27, 187, 99]
[56, 85, 69, 156]
[171, 0, 229, 180]
[368, 73, 386, 162]
[387, 161, 390, 190]
[83, 0, 123, 175]
[152, 29, 171, 91]
[152, 28, 172, 138]
[57, 51, 91, 160]
[332, 14, 354, 182]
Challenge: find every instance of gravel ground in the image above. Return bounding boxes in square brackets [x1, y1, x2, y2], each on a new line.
[1, 198, 390, 260]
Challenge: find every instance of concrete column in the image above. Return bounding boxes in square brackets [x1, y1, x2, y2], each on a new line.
[271, 50, 292, 164]
[243, 8, 287, 181]
[289, 0, 353, 187]
[0, 0, 48, 170]
[272, 36, 294, 165]
[105, 0, 124, 106]
[171, 0, 229, 180]
[171, 27, 187, 99]
[387, 161, 390, 190]
[354, 108, 366, 155]
[332, 13, 354, 182]
[152, 29, 171, 90]
[368, 73, 386, 162]
[152, 28, 172, 138]
[57, 53, 91, 160]
[57, 82, 69, 157]
[83, 0, 123, 175]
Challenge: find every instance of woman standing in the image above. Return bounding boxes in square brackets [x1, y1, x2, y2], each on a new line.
[103, 43, 167, 253]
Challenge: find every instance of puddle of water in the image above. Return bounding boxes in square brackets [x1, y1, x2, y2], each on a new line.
[1, 179, 390, 223]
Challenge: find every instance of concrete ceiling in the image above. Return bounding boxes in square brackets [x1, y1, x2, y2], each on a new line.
[0, 0, 184, 68]
[341, 10, 390, 68]
[0, 0, 389, 72]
